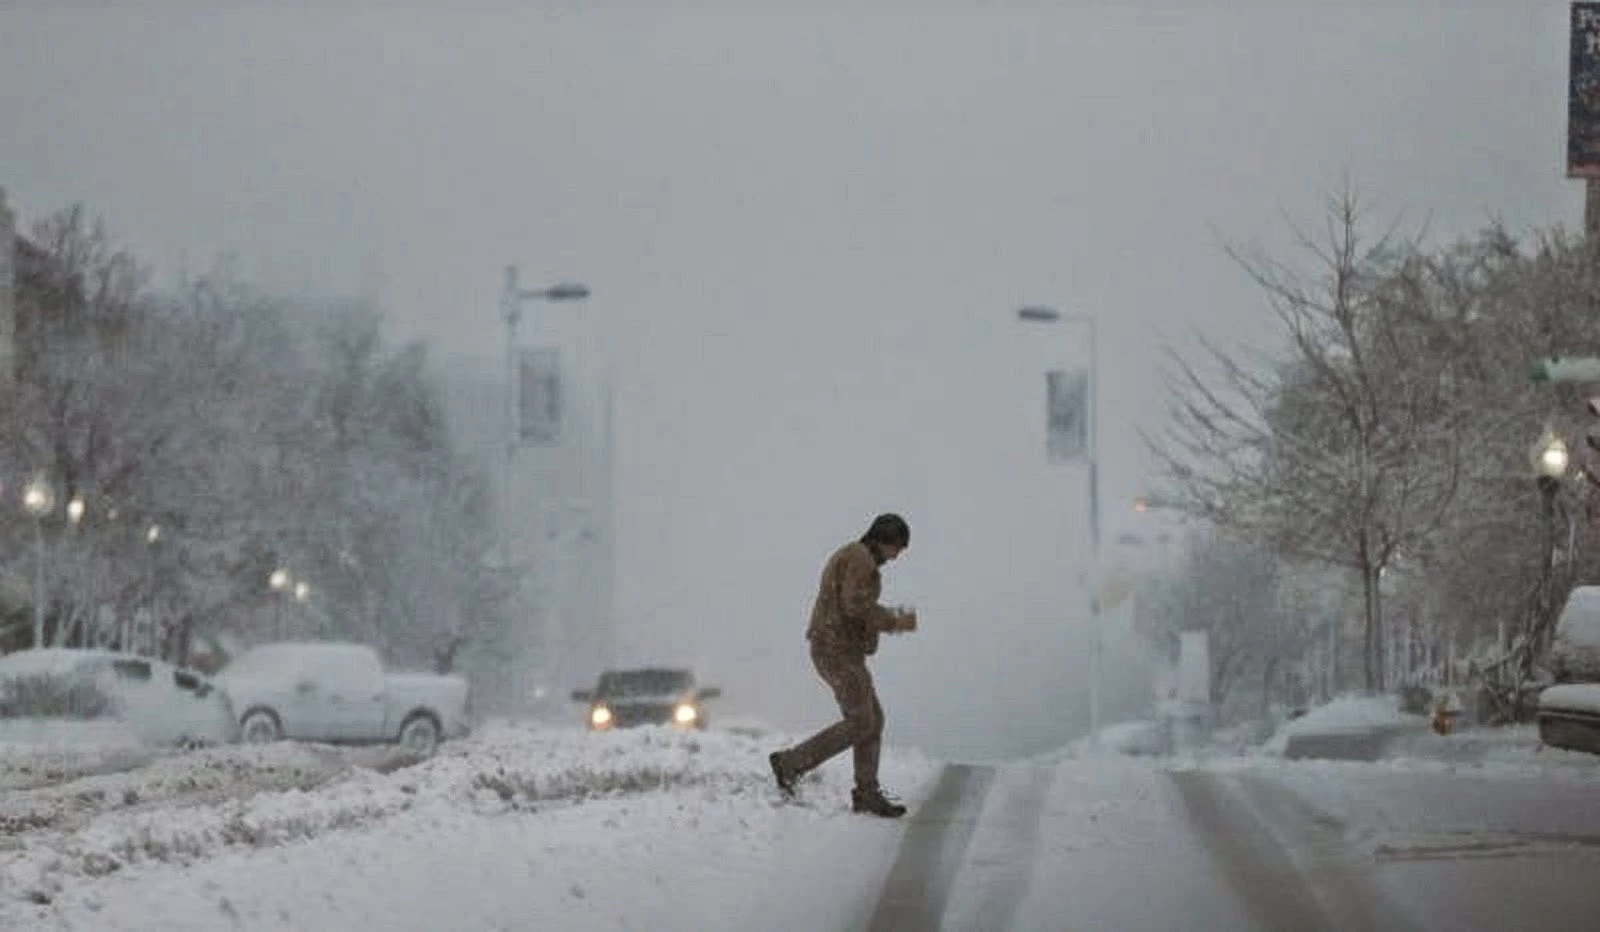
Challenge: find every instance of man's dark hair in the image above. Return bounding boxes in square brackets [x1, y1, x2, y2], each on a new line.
[862, 513, 910, 548]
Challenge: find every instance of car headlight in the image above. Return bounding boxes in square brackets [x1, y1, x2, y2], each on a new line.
[674, 703, 698, 725]
[590, 705, 613, 727]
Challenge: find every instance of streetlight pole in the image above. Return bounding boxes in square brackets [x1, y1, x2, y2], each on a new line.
[498, 266, 590, 691]
[22, 478, 55, 648]
[1018, 305, 1102, 745]
[1534, 432, 1571, 672]
[144, 524, 161, 655]
[270, 567, 291, 640]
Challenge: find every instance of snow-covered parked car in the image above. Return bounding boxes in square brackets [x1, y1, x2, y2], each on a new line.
[0, 648, 238, 749]
[1537, 683, 1600, 756]
[215, 641, 470, 757]
[1551, 586, 1600, 684]
[1096, 720, 1169, 756]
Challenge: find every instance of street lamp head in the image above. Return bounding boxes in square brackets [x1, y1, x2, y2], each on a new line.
[146, 524, 161, 544]
[269, 568, 290, 591]
[67, 496, 85, 524]
[543, 282, 591, 302]
[294, 581, 311, 602]
[1017, 305, 1062, 323]
[21, 478, 54, 517]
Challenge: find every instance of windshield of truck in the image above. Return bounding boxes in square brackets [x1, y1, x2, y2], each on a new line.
[595, 670, 692, 698]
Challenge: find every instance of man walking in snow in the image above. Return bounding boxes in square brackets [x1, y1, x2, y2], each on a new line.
[769, 513, 918, 817]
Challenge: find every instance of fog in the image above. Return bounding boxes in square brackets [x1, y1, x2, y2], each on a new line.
[0, 2, 1581, 760]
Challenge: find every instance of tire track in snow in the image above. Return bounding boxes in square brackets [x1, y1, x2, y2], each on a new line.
[1170, 769, 1410, 932]
[866, 763, 993, 931]
[938, 762, 1056, 931]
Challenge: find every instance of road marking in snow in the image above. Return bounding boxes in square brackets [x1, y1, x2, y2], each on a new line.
[1373, 831, 1600, 863]
[867, 763, 994, 931]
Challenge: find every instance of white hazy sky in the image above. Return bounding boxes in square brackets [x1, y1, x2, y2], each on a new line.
[0, 2, 1584, 759]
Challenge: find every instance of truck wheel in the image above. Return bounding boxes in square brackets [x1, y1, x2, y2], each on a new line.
[240, 709, 283, 744]
[398, 713, 441, 757]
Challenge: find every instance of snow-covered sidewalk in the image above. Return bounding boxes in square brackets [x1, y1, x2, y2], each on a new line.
[0, 723, 939, 930]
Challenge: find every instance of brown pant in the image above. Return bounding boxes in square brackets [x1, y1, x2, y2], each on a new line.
[782, 643, 883, 792]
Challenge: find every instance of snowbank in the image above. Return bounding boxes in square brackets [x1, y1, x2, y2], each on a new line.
[0, 720, 155, 792]
[1198, 723, 1600, 782]
[0, 721, 939, 922]
[1381, 724, 1600, 777]
[1, 742, 348, 838]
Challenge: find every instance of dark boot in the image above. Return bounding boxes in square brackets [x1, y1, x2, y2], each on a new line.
[851, 786, 907, 818]
[769, 751, 797, 797]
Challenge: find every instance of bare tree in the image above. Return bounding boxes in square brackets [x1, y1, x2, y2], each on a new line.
[1152, 188, 1466, 691]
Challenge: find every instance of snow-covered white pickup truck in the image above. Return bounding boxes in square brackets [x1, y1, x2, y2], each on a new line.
[216, 641, 470, 757]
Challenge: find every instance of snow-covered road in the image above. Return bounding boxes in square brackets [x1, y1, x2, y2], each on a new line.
[941, 750, 1600, 931]
[1220, 759, 1600, 931]
[4, 721, 1598, 931]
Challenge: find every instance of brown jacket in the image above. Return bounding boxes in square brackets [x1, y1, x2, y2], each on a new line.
[806, 541, 897, 656]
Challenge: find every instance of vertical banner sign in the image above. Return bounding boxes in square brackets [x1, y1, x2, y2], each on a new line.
[1045, 368, 1089, 463]
[518, 347, 563, 444]
[1177, 630, 1211, 705]
[1570, 3, 1600, 177]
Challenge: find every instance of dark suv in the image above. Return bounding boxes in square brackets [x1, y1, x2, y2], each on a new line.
[571, 668, 722, 731]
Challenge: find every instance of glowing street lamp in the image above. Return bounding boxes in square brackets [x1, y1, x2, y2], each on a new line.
[293, 580, 310, 603]
[1536, 434, 1570, 479]
[66, 495, 85, 525]
[22, 478, 54, 517]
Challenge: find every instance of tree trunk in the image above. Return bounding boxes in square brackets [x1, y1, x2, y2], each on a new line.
[1359, 550, 1383, 692]
[1329, 620, 1341, 697]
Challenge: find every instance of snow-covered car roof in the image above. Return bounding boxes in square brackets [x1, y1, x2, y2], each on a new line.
[219, 641, 379, 681]
[1540, 683, 1600, 716]
[1555, 586, 1600, 649]
[0, 648, 148, 679]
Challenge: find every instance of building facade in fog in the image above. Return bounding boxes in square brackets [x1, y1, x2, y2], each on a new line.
[440, 313, 616, 709]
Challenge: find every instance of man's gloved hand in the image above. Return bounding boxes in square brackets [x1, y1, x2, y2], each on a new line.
[888, 606, 918, 633]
